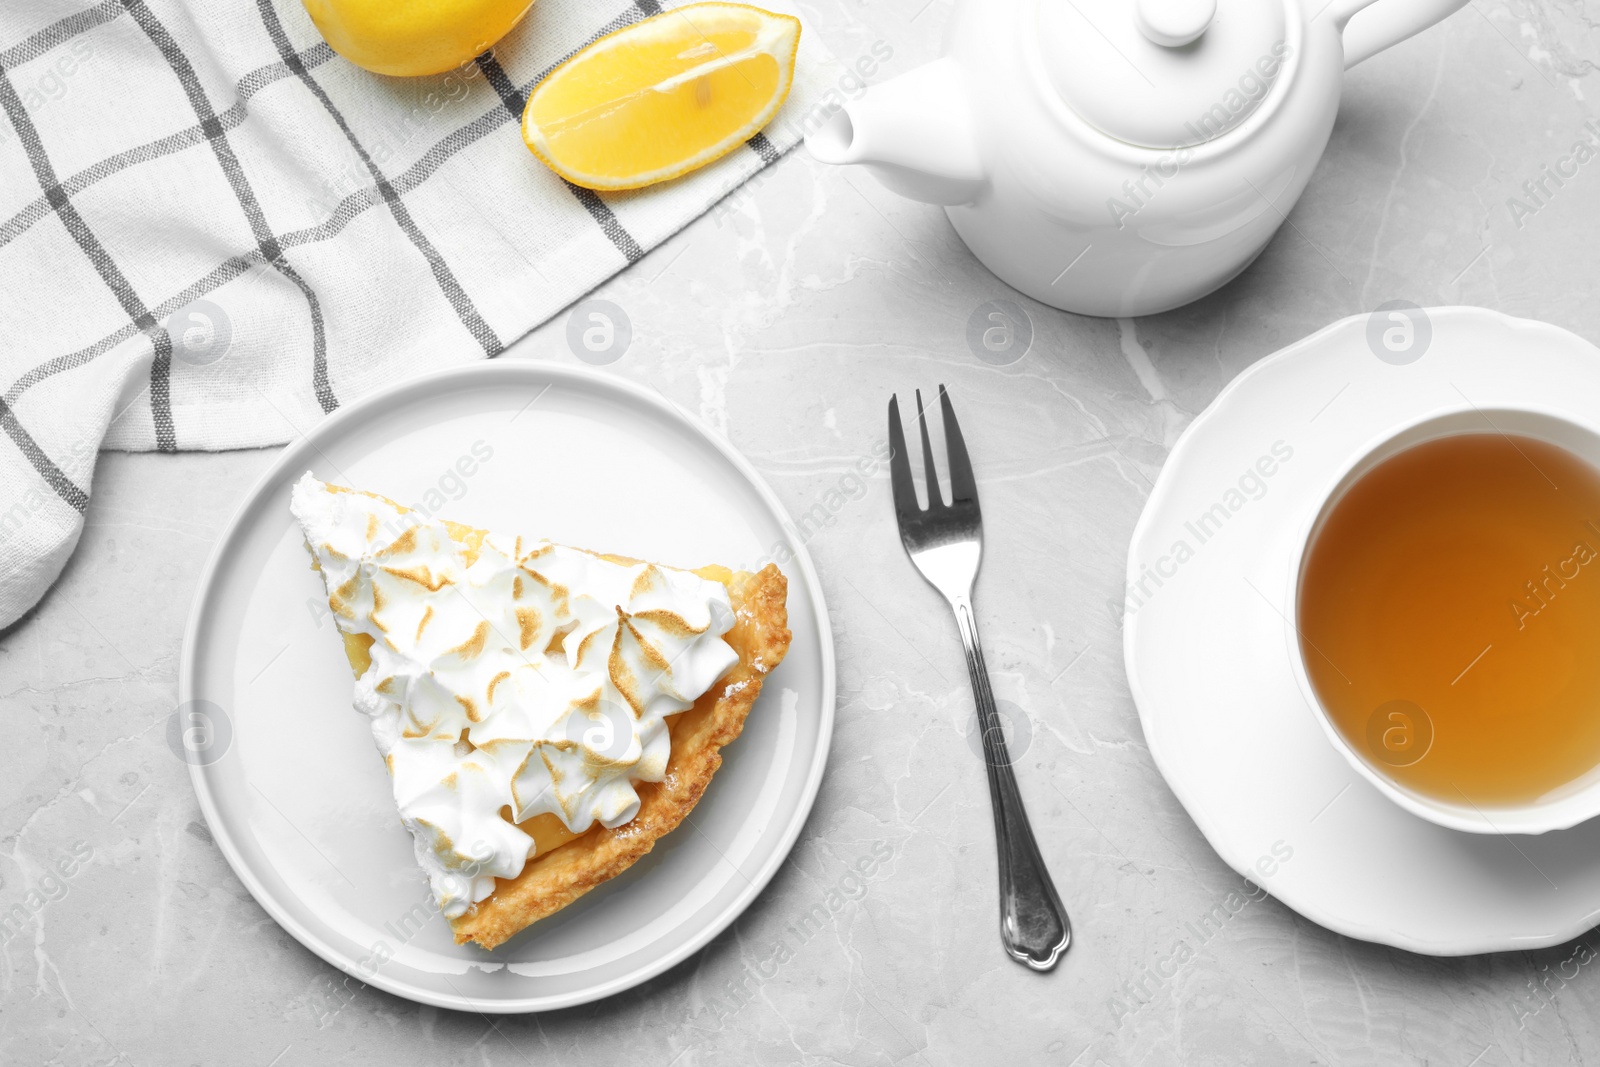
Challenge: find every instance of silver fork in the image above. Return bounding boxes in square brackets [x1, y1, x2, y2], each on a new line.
[887, 385, 1071, 972]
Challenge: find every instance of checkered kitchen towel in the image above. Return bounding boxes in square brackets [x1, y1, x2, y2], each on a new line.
[0, 0, 836, 628]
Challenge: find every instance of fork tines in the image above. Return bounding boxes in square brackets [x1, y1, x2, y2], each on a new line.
[888, 385, 980, 520]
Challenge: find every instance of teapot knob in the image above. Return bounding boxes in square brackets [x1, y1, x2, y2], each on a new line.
[1134, 0, 1216, 47]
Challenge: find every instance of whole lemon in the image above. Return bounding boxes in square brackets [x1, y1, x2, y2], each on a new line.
[301, 0, 537, 77]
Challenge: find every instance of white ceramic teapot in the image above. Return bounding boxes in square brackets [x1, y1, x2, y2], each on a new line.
[806, 0, 1468, 317]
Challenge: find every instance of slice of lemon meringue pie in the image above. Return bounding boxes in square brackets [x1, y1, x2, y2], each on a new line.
[290, 472, 790, 949]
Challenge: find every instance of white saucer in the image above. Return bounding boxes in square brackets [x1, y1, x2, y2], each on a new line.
[179, 360, 834, 1011]
[1124, 307, 1600, 955]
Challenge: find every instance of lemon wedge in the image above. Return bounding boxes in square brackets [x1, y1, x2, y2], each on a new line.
[522, 3, 800, 191]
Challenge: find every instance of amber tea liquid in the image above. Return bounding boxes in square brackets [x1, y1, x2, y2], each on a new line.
[1299, 432, 1600, 805]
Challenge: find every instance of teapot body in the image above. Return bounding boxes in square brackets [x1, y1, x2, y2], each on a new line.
[943, 0, 1341, 316]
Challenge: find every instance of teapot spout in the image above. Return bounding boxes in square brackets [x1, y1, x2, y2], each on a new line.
[805, 58, 985, 206]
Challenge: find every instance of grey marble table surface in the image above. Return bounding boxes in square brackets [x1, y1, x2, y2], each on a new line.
[7, 1, 1600, 1064]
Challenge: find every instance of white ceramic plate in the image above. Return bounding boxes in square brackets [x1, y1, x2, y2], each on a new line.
[180, 360, 834, 1011]
[1124, 306, 1600, 955]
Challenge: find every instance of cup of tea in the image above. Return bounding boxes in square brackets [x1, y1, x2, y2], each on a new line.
[1287, 404, 1600, 834]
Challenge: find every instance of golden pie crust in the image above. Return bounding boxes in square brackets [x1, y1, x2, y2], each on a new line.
[449, 562, 790, 949]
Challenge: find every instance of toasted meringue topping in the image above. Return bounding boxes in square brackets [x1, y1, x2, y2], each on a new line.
[291, 473, 739, 919]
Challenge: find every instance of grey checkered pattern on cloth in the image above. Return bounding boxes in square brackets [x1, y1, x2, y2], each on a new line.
[0, 0, 836, 629]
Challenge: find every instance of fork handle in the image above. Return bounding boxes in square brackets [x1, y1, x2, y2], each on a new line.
[952, 596, 1072, 971]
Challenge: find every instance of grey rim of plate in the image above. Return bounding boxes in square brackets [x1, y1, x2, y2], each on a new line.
[178, 360, 836, 1012]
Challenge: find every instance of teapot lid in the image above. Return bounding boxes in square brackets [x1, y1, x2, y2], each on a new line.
[1038, 0, 1290, 149]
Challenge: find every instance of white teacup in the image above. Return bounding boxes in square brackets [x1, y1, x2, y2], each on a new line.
[1287, 403, 1600, 835]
